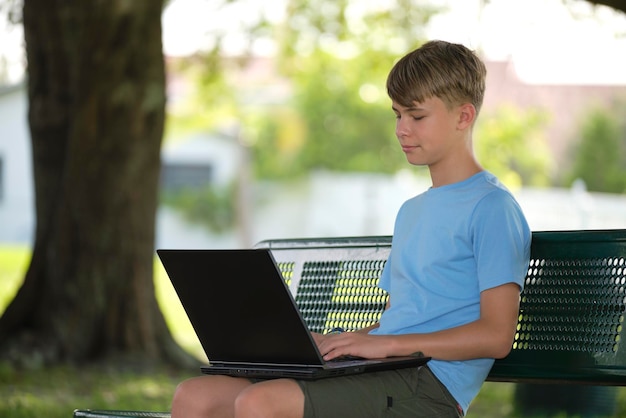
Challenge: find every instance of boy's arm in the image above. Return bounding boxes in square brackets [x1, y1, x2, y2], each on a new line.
[390, 282, 521, 360]
[388, 283, 519, 360]
[317, 283, 520, 361]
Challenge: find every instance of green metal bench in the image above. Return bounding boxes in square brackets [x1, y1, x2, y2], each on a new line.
[74, 229, 626, 417]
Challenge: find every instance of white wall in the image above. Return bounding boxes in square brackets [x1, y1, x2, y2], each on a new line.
[0, 82, 34, 244]
[155, 170, 626, 250]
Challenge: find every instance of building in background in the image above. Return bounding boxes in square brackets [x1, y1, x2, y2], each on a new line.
[0, 82, 33, 244]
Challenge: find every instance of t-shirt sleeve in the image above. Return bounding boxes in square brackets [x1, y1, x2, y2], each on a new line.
[472, 190, 531, 292]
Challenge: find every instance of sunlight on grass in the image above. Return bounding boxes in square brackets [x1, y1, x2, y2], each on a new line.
[154, 260, 206, 362]
[0, 245, 30, 315]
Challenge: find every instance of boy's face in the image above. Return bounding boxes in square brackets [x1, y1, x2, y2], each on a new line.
[391, 96, 466, 168]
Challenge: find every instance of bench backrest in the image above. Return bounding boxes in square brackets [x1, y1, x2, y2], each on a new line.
[256, 229, 626, 385]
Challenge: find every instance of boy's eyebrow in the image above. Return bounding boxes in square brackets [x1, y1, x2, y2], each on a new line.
[392, 104, 422, 112]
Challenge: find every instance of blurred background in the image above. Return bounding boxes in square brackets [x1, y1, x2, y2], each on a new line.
[1, 0, 625, 250]
[0, 0, 625, 417]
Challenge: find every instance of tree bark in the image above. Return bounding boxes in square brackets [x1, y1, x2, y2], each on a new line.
[0, 0, 196, 368]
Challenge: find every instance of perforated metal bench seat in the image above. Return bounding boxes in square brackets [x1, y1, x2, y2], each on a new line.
[73, 229, 626, 417]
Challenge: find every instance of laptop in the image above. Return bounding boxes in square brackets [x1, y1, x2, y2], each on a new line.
[157, 248, 430, 380]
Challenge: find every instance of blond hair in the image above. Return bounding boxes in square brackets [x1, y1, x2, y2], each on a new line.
[387, 40, 486, 114]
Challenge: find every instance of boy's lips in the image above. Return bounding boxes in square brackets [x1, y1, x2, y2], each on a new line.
[401, 144, 418, 153]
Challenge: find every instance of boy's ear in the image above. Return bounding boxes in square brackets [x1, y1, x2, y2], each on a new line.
[457, 103, 476, 129]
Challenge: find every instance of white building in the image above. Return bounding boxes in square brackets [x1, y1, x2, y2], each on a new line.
[0, 82, 34, 244]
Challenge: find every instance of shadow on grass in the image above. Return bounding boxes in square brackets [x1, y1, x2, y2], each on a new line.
[0, 361, 196, 418]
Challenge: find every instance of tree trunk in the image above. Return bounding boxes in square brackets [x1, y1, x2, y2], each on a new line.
[0, 0, 196, 368]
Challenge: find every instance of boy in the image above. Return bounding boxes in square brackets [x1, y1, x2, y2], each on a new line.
[170, 40, 531, 418]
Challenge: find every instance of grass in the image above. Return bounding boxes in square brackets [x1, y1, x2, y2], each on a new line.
[0, 246, 30, 313]
[0, 362, 192, 417]
[1, 245, 625, 417]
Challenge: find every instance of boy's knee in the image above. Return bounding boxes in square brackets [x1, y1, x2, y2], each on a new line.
[234, 385, 259, 414]
[171, 378, 195, 406]
[235, 384, 275, 415]
[171, 376, 212, 413]
[235, 380, 304, 417]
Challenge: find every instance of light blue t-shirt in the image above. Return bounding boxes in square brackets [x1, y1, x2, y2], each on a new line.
[370, 171, 531, 414]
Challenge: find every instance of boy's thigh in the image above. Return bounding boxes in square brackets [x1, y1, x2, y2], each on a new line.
[297, 366, 462, 418]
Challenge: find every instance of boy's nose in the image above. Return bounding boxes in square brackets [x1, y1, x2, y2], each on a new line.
[396, 122, 409, 139]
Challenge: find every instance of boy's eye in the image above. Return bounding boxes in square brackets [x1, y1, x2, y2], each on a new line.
[393, 111, 423, 121]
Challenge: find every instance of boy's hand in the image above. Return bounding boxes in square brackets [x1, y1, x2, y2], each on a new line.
[315, 331, 393, 361]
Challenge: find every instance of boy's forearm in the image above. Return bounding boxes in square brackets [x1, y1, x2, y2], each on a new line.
[388, 318, 515, 361]
[387, 283, 520, 360]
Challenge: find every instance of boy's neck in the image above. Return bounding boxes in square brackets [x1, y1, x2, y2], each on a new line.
[429, 155, 483, 188]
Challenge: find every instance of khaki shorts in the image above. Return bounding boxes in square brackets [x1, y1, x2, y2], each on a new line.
[296, 365, 463, 418]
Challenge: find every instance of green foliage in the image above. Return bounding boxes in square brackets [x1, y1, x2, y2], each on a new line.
[167, 1, 596, 188]
[565, 101, 626, 194]
[250, 0, 440, 178]
[165, 49, 238, 140]
[167, 1, 441, 180]
[475, 104, 553, 189]
[276, 0, 438, 60]
[167, 0, 558, 184]
[160, 183, 236, 233]
[252, 48, 405, 179]
[292, 50, 400, 174]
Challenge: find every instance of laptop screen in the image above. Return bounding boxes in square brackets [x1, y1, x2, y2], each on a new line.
[157, 249, 324, 365]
